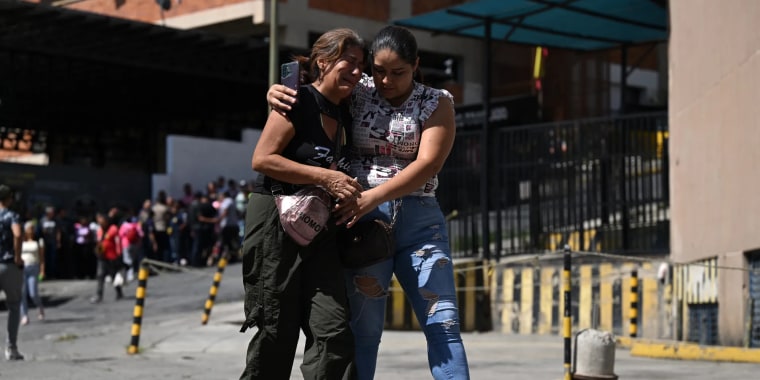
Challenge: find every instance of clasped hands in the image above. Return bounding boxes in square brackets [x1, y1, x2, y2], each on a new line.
[323, 171, 380, 227]
[322, 171, 362, 226]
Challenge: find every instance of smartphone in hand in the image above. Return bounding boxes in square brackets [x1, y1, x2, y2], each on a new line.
[280, 61, 300, 92]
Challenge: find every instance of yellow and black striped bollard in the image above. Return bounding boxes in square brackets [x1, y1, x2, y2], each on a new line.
[630, 268, 639, 338]
[562, 245, 572, 380]
[201, 255, 228, 325]
[127, 263, 150, 354]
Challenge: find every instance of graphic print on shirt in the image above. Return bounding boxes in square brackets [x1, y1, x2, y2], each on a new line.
[350, 75, 453, 196]
[388, 113, 419, 156]
[311, 146, 332, 164]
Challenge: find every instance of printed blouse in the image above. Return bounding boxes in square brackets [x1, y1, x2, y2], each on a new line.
[349, 74, 453, 197]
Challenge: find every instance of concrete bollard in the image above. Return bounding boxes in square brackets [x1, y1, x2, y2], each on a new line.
[573, 329, 618, 380]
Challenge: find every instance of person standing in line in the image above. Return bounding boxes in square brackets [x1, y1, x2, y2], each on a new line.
[195, 193, 217, 267]
[0, 184, 24, 360]
[167, 201, 187, 266]
[186, 192, 201, 266]
[215, 176, 227, 198]
[268, 25, 471, 380]
[90, 212, 123, 304]
[239, 28, 366, 380]
[138, 199, 155, 262]
[227, 179, 239, 199]
[73, 215, 97, 279]
[206, 181, 218, 202]
[37, 206, 60, 279]
[55, 207, 75, 279]
[216, 191, 239, 262]
[20, 221, 45, 325]
[150, 191, 172, 263]
[180, 183, 195, 207]
[118, 210, 143, 282]
[235, 180, 250, 243]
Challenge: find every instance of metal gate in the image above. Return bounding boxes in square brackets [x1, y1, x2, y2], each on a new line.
[439, 112, 670, 260]
[749, 256, 760, 347]
[688, 303, 719, 346]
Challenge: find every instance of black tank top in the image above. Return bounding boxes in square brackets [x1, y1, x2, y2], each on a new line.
[254, 84, 352, 195]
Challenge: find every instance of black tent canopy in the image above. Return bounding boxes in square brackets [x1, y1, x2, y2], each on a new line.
[0, 1, 270, 172]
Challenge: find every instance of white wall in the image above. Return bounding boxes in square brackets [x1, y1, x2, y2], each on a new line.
[152, 129, 261, 200]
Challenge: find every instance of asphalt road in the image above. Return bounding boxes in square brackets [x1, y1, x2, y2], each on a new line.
[0, 262, 758, 379]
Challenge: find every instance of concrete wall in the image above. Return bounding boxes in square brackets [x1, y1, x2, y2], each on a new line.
[669, 0, 760, 263]
[388, 256, 670, 339]
[670, 0, 760, 345]
[717, 252, 748, 346]
[152, 129, 261, 201]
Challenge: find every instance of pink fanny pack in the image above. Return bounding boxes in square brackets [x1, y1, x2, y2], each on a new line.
[274, 186, 332, 246]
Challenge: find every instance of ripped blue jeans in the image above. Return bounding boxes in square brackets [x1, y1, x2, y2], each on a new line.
[344, 196, 470, 380]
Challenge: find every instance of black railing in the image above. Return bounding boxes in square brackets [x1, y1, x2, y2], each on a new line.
[439, 112, 669, 260]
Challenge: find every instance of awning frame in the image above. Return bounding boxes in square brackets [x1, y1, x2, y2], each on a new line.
[394, 0, 669, 260]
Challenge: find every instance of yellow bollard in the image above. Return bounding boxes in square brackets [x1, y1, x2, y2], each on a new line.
[127, 263, 150, 354]
[563, 245, 572, 380]
[630, 269, 639, 338]
[201, 255, 228, 325]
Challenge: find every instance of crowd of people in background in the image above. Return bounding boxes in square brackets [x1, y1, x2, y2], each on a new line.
[16, 175, 253, 283]
[0, 176, 252, 360]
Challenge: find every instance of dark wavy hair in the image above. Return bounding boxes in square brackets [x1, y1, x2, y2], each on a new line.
[294, 28, 365, 83]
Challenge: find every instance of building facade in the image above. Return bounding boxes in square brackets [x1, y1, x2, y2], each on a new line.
[52, 0, 666, 117]
[7, 0, 700, 341]
[669, 0, 760, 347]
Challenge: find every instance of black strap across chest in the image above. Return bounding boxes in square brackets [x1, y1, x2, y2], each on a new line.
[305, 84, 344, 160]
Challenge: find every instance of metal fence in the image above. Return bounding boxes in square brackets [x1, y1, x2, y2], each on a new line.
[439, 111, 669, 260]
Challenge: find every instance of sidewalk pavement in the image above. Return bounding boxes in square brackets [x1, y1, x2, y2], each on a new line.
[4, 298, 760, 379]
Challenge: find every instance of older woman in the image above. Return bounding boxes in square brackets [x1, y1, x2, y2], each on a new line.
[268, 25, 471, 380]
[239, 28, 366, 380]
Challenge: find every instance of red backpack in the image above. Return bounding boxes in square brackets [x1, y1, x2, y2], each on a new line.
[124, 222, 141, 244]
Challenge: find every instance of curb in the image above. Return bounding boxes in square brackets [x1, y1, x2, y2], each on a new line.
[617, 338, 760, 363]
[631, 342, 760, 363]
[615, 336, 633, 349]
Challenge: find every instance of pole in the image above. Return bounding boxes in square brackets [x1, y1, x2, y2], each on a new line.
[630, 268, 639, 338]
[202, 255, 229, 325]
[620, 44, 628, 114]
[268, 0, 279, 89]
[480, 18, 492, 260]
[563, 245, 572, 380]
[127, 262, 150, 354]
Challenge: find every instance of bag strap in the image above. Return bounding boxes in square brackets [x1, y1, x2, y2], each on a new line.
[272, 86, 346, 197]
[306, 84, 344, 162]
